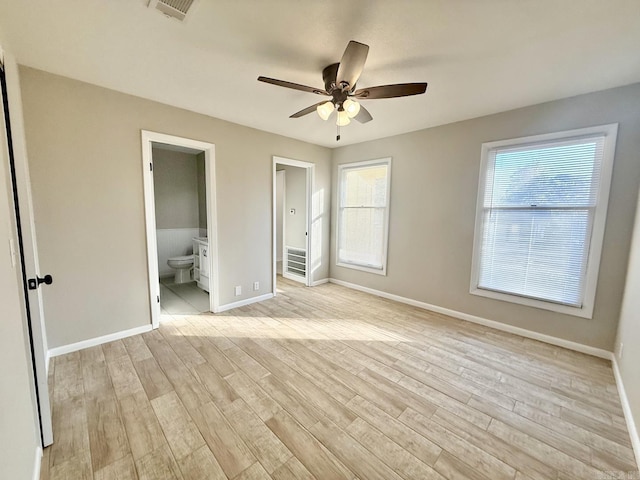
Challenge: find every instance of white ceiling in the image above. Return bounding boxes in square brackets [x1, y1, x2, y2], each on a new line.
[1, 0, 639, 148]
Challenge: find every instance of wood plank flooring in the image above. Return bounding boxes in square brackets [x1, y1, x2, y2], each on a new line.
[41, 277, 638, 480]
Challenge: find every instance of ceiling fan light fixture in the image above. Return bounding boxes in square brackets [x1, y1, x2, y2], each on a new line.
[316, 101, 334, 121]
[343, 98, 361, 118]
[336, 109, 351, 126]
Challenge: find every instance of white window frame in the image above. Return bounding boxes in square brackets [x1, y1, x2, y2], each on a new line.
[336, 157, 392, 275]
[470, 124, 618, 318]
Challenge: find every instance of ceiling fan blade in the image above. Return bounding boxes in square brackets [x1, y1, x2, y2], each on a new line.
[258, 76, 328, 95]
[354, 83, 428, 99]
[290, 102, 328, 118]
[336, 41, 369, 90]
[354, 104, 373, 123]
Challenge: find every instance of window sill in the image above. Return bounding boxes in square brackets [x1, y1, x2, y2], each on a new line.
[470, 287, 593, 319]
[336, 261, 387, 276]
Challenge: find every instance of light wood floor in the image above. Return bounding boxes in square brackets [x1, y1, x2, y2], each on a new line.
[41, 277, 638, 480]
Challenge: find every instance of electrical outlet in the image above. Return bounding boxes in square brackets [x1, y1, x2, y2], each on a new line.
[619, 342, 624, 359]
[253, 281, 260, 291]
[234, 285, 242, 296]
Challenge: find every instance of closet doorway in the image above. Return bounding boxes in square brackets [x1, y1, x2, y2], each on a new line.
[272, 156, 314, 292]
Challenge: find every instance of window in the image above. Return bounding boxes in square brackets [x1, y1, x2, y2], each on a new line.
[337, 158, 391, 275]
[470, 124, 617, 318]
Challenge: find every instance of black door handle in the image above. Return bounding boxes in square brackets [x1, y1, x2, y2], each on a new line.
[28, 274, 53, 290]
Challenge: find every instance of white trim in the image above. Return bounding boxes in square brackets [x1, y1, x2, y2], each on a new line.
[32, 446, 42, 480]
[273, 156, 315, 169]
[611, 354, 640, 471]
[272, 156, 315, 293]
[311, 278, 329, 286]
[204, 145, 221, 313]
[141, 131, 220, 328]
[216, 293, 274, 313]
[336, 157, 392, 276]
[328, 278, 611, 359]
[141, 132, 161, 326]
[469, 288, 594, 318]
[470, 124, 618, 319]
[48, 324, 153, 358]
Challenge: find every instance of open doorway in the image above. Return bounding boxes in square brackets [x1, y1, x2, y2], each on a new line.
[273, 156, 314, 293]
[153, 144, 209, 315]
[141, 131, 219, 327]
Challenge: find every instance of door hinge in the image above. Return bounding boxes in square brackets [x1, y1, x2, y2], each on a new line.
[157, 295, 160, 303]
[150, 162, 153, 171]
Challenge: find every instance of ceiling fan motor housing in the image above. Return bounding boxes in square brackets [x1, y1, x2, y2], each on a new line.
[322, 63, 339, 92]
[323, 63, 352, 108]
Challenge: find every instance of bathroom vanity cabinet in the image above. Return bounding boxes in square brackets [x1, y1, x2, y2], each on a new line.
[192, 237, 209, 292]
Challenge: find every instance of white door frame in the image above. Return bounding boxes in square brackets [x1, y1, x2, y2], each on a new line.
[141, 130, 220, 327]
[272, 156, 314, 292]
[1, 53, 53, 446]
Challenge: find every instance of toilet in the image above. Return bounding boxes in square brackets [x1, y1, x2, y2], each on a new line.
[167, 255, 194, 284]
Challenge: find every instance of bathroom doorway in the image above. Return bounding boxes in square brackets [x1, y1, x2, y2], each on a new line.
[141, 131, 219, 328]
[272, 156, 314, 292]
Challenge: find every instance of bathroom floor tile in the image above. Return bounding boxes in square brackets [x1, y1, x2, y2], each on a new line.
[160, 281, 209, 314]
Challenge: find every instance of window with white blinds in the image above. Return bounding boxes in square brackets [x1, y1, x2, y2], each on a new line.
[470, 125, 618, 318]
[337, 158, 391, 275]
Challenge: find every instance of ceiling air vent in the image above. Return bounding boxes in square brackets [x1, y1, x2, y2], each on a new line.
[148, 0, 196, 21]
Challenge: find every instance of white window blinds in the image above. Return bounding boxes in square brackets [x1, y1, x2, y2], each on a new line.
[337, 159, 391, 274]
[474, 131, 613, 310]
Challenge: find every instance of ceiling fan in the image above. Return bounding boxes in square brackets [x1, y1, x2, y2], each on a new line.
[258, 40, 428, 140]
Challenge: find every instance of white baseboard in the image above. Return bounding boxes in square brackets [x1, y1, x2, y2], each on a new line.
[328, 278, 611, 360]
[48, 324, 153, 358]
[33, 446, 42, 480]
[611, 354, 640, 470]
[311, 278, 329, 286]
[215, 293, 274, 313]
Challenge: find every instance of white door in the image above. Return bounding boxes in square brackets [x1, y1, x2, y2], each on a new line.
[1, 56, 53, 446]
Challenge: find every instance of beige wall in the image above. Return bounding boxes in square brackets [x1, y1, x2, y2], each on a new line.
[19, 66, 332, 349]
[281, 164, 307, 250]
[197, 152, 206, 230]
[615, 187, 640, 462]
[152, 148, 199, 229]
[331, 82, 640, 351]
[0, 47, 41, 480]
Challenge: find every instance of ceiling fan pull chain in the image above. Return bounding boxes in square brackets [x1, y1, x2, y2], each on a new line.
[336, 123, 341, 142]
